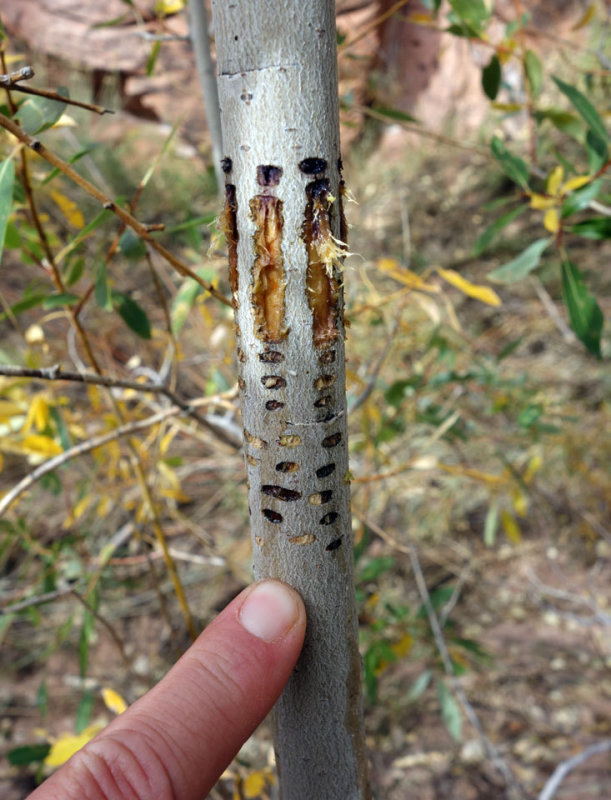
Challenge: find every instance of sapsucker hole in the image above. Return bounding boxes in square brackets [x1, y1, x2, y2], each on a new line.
[265, 400, 285, 411]
[316, 463, 336, 478]
[314, 395, 332, 408]
[276, 461, 299, 473]
[244, 430, 267, 448]
[221, 157, 232, 174]
[319, 350, 336, 364]
[259, 350, 284, 363]
[279, 435, 302, 447]
[289, 534, 317, 545]
[314, 375, 335, 390]
[298, 157, 328, 175]
[309, 490, 333, 505]
[257, 164, 283, 186]
[319, 512, 339, 525]
[326, 537, 342, 551]
[322, 432, 342, 448]
[262, 485, 302, 501]
[261, 375, 286, 389]
[262, 508, 283, 523]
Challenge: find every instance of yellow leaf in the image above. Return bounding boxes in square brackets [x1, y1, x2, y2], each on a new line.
[511, 487, 528, 517]
[529, 193, 556, 210]
[0, 400, 25, 422]
[50, 188, 85, 229]
[560, 175, 591, 194]
[44, 725, 103, 768]
[437, 268, 501, 306]
[572, 3, 596, 30]
[101, 687, 128, 715]
[365, 592, 380, 611]
[544, 208, 560, 233]
[523, 453, 542, 483]
[391, 632, 413, 659]
[97, 495, 113, 517]
[243, 770, 269, 798]
[546, 166, 564, 197]
[53, 113, 78, 128]
[155, 0, 184, 16]
[500, 510, 522, 544]
[21, 434, 62, 457]
[438, 462, 505, 485]
[379, 262, 439, 292]
[491, 102, 523, 112]
[73, 494, 92, 521]
[26, 395, 51, 433]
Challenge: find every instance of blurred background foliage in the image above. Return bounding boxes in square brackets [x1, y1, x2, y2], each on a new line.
[0, 1, 609, 799]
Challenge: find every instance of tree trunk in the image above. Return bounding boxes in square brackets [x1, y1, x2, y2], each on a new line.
[209, 1, 370, 798]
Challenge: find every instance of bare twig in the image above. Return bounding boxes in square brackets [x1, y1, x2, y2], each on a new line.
[538, 739, 611, 800]
[0, 112, 231, 307]
[0, 364, 240, 449]
[0, 406, 183, 518]
[0, 66, 34, 86]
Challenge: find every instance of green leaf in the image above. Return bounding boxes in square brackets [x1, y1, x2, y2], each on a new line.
[586, 130, 608, 174]
[535, 108, 585, 141]
[370, 105, 419, 124]
[0, 158, 15, 265]
[561, 178, 602, 218]
[473, 204, 527, 256]
[407, 669, 433, 701]
[76, 690, 94, 734]
[438, 680, 462, 741]
[488, 238, 550, 284]
[482, 54, 501, 100]
[171, 266, 218, 334]
[59, 208, 111, 262]
[448, 0, 490, 30]
[7, 743, 51, 766]
[524, 50, 543, 97]
[43, 292, 79, 308]
[119, 229, 147, 260]
[65, 256, 86, 287]
[146, 40, 161, 76]
[79, 609, 95, 678]
[552, 76, 608, 143]
[561, 260, 603, 357]
[490, 136, 530, 190]
[95, 261, 113, 311]
[17, 88, 69, 135]
[42, 144, 98, 185]
[113, 291, 152, 339]
[484, 502, 499, 546]
[568, 217, 611, 240]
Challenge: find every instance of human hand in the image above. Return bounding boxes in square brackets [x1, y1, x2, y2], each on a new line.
[27, 579, 306, 800]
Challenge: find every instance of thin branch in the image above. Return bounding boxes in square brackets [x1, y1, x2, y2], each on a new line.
[0, 66, 34, 86]
[0, 364, 241, 449]
[538, 739, 611, 800]
[0, 406, 184, 518]
[0, 112, 231, 308]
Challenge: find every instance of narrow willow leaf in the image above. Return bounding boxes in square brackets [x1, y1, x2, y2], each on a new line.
[113, 291, 152, 339]
[561, 178, 602, 219]
[488, 238, 550, 283]
[524, 50, 543, 97]
[482, 54, 501, 100]
[438, 268, 501, 306]
[370, 105, 419, 124]
[484, 502, 499, 546]
[552, 76, 608, 143]
[94, 261, 113, 311]
[43, 292, 79, 308]
[75, 690, 94, 734]
[146, 40, 161, 76]
[408, 669, 432, 701]
[448, 0, 489, 30]
[567, 217, 611, 240]
[438, 680, 462, 741]
[561, 260, 603, 357]
[18, 88, 69, 134]
[0, 158, 14, 266]
[585, 130, 608, 173]
[501, 509, 522, 544]
[49, 189, 85, 229]
[473, 204, 526, 255]
[534, 108, 585, 141]
[8, 744, 51, 766]
[490, 136, 530, 189]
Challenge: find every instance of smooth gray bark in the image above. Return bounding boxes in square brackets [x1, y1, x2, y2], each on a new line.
[209, 1, 370, 798]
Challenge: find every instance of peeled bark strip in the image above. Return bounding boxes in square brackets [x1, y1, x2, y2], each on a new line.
[210, 2, 370, 798]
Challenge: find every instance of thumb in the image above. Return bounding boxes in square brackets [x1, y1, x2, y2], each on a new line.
[29, 579, 306, 800]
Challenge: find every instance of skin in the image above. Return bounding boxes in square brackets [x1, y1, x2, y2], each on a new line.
[27, 580, 306, 800]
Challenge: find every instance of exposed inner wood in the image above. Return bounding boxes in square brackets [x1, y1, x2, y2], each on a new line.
[250, 195, 287, 342]
[303, 179, 342, 349]
[220, 184, 239, 303]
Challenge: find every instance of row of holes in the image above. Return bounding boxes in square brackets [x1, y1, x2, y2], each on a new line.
[262, 508, 339, 525]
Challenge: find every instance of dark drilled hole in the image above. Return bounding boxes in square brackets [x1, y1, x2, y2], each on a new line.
[317, 411, 336, 423]
[322, 432, 342, 448]
[261, 375, 287, 389]
[276, 461, 299, 473]
[316, 463, 336, 478]
[259, 350, 284, 363]
[314, 395, 332, 408]
[257, 164, 283, 186]
[314, 375, 335, 390]
[317, 490, 333, 504]
[236, 348, 246, 363]
[319, 511, 339, 525]
[298, 157, 327, 175]
[326, 537, 342, 551]
[262, 508, 283, 523]
[221, 157, 233, 174]
[266, 400, 285, 411]
[319, 350, 336, 364]
[262, 485, 302, 502]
